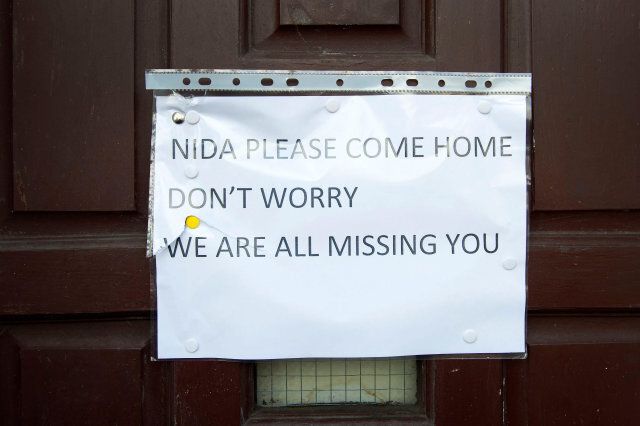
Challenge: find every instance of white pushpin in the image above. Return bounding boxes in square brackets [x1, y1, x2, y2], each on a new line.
[184, 338, 199, 353]
[502, 258, 517, 270]
[184, 164, 199, 179]
[477, 101, 492, 114]
[463, 329, 478, 344]
[325, 99, 340, 113]
[186, 110, 200, 124]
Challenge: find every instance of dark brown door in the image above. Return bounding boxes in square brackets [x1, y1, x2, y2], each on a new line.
[1, 1, 639, 425]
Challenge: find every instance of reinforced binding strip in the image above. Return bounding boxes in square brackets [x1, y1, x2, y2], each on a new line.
[146, 70, 531, 94]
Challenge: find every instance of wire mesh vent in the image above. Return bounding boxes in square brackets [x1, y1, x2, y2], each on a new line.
[256, 357, 417, 406]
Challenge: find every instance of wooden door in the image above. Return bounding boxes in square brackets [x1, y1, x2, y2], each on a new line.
[1, 1, 638, 425]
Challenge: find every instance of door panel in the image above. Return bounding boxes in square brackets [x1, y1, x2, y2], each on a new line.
[0, 241, 149, 315]
[0, 0, 166, 316]
[505, 317, 640, 425]
[532, 0, 640, 210]
[173, 361, 253, 425]
[0, 321, 170, 426]
[170, 0, 502, 71]
[1, 0, 639, 425]
[1, 0, 167, 420]
[248, 0, 427, 60]
[12, 0, 135, 211]
[528, 212, 640, 310]
[279, 0, 401, 26]
[433, 360, 503, 426]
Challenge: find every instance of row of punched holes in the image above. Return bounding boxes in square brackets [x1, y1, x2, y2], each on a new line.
[181, 77, 494, 89]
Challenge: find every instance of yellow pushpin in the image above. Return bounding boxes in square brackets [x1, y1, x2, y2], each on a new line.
[185, 215, 200, 229]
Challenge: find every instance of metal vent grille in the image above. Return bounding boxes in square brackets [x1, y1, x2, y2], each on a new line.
[256, 357, 417, 406]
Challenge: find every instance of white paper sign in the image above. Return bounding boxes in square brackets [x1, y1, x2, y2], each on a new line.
[151, 94, 527, 359]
